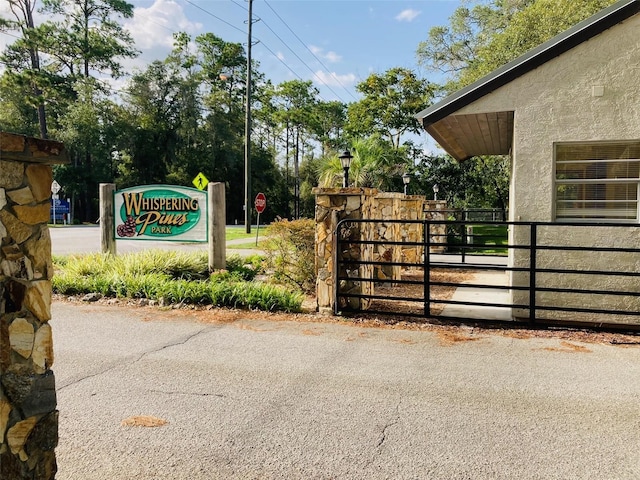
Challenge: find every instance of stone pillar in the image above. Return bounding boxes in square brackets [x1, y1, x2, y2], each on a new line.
[314, 187, 376, 314]
[370, 193, 402, 282]
[424, 200, 448, 253]
[399, 195, 427, 265]
[0, 132, 68, 480]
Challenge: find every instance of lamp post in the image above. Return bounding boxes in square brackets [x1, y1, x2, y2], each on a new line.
[339, 150, 353, 188]
[402, 173, 411, 195]
[433, 183, 440, 201]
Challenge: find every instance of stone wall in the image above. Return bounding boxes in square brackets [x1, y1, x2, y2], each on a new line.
[1, 133, 67, 480]
[314, 186, 447, 313]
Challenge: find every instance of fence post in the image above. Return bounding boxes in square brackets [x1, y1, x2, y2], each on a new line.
[529, 223, 537, 324]
[424, 219, 431, 317]
[208, 182, 226, 271]
[100, 183, 116, 255]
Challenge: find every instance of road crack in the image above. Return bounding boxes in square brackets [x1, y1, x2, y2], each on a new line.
[150, 389, 227, 398]
[57, 328, 209, 391]
[376, 399, 402, 448]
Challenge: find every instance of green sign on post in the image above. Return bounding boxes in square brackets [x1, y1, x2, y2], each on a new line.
[113, 185, 208, 242]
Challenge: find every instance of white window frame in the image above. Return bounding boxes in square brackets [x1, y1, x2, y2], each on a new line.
[554, 140, 640, 223]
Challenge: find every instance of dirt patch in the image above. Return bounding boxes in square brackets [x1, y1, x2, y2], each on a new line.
[54, 283, 640, 347]
[541, 341, 592, 353]
[369, 268, 475, 315]
[436, 330, 483, 346]
[121, 416, 168, 427]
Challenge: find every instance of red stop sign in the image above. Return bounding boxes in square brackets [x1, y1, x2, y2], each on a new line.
[254, 192, 266, 213]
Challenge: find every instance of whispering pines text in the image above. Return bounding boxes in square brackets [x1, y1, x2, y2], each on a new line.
[121, 192, 199, 235]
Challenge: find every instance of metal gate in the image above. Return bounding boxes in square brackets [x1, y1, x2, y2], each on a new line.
[334, 218, 640, 331]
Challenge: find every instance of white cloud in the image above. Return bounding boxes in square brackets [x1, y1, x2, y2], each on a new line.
[395, 9, 421, 22]
[277, 51, 286, 61]
[314, 70, 356, 87]
[309, 45, 342, 63]
[126, 0, 202, 50]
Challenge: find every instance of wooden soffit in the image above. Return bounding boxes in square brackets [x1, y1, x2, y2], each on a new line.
[425, 111, 514, 161]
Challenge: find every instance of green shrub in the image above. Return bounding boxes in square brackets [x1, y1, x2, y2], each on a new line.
[225, 254, 264, 281]
[52, 251, 302, 312]
[263, 218, 316, 292]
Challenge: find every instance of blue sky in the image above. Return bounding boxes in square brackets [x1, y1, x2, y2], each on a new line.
[124, 0, 461, 103]
[0, 0, 462, 150]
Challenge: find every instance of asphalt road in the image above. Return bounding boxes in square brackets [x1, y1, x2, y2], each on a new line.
[49, 225, 263, 256]
[52, 301, 640, 479]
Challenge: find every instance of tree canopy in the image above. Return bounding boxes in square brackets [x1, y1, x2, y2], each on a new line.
[0, 0, 617, 221]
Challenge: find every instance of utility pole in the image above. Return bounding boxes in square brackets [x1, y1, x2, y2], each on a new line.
[244, 0, 253, 233]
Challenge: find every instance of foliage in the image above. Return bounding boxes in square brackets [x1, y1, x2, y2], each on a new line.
[417, 0, 617, 91]
[263, 218, 316, 292]
[0, 0, 616, 223]
[52, 251, 302, 312]
[412, 152, 510, 213]
[346, 67, 435, 149]
[317, 137, 411, 191]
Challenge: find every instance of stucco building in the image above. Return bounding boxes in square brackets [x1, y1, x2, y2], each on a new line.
[416, 0, 640, 325]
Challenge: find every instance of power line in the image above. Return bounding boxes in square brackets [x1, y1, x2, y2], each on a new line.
[263, 0, 358, 102]
[256, 11, 347, 103]
[180, 0, 348, 103]
[183, 0, 246, 35]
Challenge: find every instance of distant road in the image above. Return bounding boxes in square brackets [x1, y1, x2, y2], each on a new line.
[49, 225, 263, 256]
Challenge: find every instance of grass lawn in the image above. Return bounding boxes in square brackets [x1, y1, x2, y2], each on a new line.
[467, 224, 508, 255]
[225, 226, 260, 242]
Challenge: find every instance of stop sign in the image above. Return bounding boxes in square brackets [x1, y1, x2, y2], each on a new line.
[254, 192, 266, 213]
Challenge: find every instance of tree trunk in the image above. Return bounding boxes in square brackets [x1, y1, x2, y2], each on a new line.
[21, 0, 48, 138]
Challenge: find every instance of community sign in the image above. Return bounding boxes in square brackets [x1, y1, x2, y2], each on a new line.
[113, 185, 207, 242]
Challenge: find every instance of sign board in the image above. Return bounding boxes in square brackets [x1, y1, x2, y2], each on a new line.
[192, 172, 209, 191]
[255, 192, 266, 213]
[113, 185, 208, 242]
[50, 198, 70, 221]
[51, 180, 61, 194]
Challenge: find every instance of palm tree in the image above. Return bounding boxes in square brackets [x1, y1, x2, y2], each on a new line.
[317, 136, 410, 190]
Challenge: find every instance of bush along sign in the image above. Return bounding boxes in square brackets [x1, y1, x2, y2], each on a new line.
[113, 185, 208, 242]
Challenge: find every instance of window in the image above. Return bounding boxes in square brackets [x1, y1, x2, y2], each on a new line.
[555, 141, 640, 221]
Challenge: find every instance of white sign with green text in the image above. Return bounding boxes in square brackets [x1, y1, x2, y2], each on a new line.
[113, 185, 208, 242]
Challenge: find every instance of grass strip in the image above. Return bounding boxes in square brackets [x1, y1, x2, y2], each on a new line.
[52, 250, 303, 313]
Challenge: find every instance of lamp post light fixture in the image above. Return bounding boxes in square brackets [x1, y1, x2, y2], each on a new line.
[339, 150, 353, 188]
[433, 183, 440, 201]
[402, 173, 411, 195]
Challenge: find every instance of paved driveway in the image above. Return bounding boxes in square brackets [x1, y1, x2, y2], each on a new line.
[52, 302, 640, 479]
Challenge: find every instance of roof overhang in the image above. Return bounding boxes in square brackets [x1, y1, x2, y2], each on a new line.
[425, 111, 514, 161]
[416, 0, 640, 161]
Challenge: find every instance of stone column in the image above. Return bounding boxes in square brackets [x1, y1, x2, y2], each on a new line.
[424, 200, 448, 253]
[1, 133, 68, 480]
[370, 193, 402, 282]
[399, 195, 427, 265]
[314, 187, 376, 314]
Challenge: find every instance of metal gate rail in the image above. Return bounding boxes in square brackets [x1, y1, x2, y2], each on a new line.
[334, 218, 640, 331]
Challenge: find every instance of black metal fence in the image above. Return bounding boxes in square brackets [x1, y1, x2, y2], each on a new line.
[334, 218, 640, 331]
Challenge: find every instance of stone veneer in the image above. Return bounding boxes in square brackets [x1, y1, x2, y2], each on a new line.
[314, 187, 447, 313]
[1, 133, 67, 479]
[314, 187, 376, 314]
